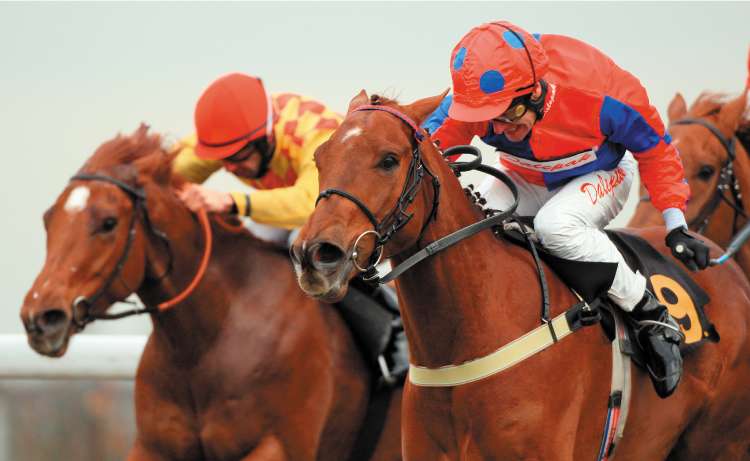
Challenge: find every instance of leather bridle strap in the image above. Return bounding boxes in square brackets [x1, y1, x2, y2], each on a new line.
[316, 104, 440, 275]
[671, 117, 744, 233]
[673, 118, 736, 156]
[377, 160, 519, 284]
[68, 173, 213, 329]
[317, 188, 379, 228]
[70, 173, 148, 328]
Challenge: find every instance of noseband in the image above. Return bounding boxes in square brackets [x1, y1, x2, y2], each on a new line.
[315, 104, 441, 278]
[651, 118, 746, 234]
[68, 173, 212, 330]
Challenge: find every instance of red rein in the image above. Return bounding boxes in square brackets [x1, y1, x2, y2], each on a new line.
[157, 209, 213, 311]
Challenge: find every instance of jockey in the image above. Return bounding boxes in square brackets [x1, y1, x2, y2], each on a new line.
[173, 72, 342, 246]
[173, 73, 407, 383]
[425, 21, 710, 398]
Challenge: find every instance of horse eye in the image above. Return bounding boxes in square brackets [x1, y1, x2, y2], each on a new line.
[378, 154, 399, 171]
[100, 217, 118, 233]
[696, 165, 716, 182]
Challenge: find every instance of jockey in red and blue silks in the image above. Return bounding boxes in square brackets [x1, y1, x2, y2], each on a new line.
[425, 21, 711, 398]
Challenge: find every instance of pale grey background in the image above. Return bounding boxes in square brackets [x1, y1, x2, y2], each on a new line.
[1, 2, 748, 335]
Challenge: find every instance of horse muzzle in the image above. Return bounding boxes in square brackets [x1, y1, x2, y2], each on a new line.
[23, 306, 73, 357]
[290, 239, 353, 302]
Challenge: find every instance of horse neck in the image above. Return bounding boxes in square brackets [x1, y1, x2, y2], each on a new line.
[135, 194, 267, 362]
[393, 162, 546, 368]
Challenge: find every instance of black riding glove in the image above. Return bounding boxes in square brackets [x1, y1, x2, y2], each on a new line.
[665, 227, 710, 271]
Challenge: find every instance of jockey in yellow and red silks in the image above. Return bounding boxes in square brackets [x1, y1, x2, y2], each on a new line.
[424, 21, 711, 398]
[174, 73, 341, 245]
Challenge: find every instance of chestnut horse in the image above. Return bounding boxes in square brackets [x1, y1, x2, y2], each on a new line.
[630, 90, 750, 275]
[20, 127, 401, 461]
[631, 50, 750, 272]
[291, 91, 750, 460]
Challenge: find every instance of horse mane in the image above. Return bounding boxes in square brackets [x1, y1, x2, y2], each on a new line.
[688, 92, 734, 118]
[689, 91, 750, 120]
[368, 93, 400, 107]
[687, 92, 750, 152]
[77, 124, 182, 191]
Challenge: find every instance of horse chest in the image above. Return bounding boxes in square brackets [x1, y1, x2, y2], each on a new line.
[137, 383, 268, 460]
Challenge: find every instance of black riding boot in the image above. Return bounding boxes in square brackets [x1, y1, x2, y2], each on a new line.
[630, 290, 684, 398]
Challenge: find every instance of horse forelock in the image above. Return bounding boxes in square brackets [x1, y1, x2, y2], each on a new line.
[689, 92, 732, 119]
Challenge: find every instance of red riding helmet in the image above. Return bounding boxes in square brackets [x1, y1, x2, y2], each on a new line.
[194, 73, 271, 160]
[449, 21, 549, 122]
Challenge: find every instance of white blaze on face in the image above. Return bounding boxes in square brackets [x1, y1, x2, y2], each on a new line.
[341, 127, 363, 142]
[64, 186, 90, 213]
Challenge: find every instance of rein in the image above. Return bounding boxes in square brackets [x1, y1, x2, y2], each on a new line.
[642, 118, 746, 234]
[68, 173, 213, 330]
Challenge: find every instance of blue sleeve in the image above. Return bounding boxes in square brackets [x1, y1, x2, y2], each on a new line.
[422, 94, 453, 135]
[599, 96, 663, 153]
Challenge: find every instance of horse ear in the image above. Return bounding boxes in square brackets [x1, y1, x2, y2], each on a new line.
[718, 91, 748, 134]
[347, 89, 370, 114]
[667, 92, 688, 123]
[404, 89, 450, 125]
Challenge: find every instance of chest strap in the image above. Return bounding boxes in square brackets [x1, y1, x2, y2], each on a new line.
[409, 301, 591, 387]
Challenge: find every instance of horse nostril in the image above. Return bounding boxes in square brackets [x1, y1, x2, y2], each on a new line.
[36, 309, 69, 334]
[309, 242, 346, 269]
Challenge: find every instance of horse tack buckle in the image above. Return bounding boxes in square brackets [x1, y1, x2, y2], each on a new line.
[352, 230, 384, 273]
[377, 354, 397, 386]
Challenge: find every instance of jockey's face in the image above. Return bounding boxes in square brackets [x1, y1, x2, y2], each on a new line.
[491, 109, 537, 142]
[222, 142, 265, 179]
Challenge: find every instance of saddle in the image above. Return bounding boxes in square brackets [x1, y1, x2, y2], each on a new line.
[335, 278, 409, 387]
[334, 279, 409, 461]
[501, 220, 720, 359]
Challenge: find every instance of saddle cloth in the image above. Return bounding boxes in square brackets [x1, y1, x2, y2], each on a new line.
[502, 221, 719, 347]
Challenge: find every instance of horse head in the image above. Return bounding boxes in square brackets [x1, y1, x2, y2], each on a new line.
[291, 90, 447, 302]
[20, 125, 184, 356]
[630, 90, 749, 235]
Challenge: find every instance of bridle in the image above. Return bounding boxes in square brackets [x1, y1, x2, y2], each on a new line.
[314, 104, 520, 285]
[641, 118, 746, 234]
[68, 173, 212, 331]
[316, 104, 442, 279]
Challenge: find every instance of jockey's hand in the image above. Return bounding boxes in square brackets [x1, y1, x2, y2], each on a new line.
[177, 183, 234, 214]
[665, 227, 710, 271]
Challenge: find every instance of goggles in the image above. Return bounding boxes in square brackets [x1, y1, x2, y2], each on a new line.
[494, 96, 530, 124]
[223, 141, 259, 164]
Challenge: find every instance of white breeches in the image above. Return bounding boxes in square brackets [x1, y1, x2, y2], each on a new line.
[478, 152, 646, 311]
[243, 219, 300, 248]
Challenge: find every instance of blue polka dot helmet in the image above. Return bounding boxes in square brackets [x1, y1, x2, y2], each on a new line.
[448, 21, 549, 122]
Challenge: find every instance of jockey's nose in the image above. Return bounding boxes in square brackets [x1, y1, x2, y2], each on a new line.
[491, 120, 510, 133]
[306, 241, 346, 272]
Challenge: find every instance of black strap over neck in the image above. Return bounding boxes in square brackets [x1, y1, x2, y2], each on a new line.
[673, 118, 736, 159]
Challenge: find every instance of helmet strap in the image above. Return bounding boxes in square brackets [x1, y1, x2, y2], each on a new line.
[526, 79, 548, 121]
[253, 137, 275, 178]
